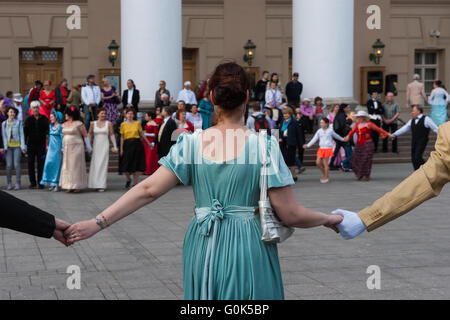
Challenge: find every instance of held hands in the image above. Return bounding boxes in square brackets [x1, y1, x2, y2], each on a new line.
[303, 144, 308, 149]
[53, 219, 72, 246]
[64, 219, 102, 246]
[331, 209, 367, 240]
[324, 214, 344, 233]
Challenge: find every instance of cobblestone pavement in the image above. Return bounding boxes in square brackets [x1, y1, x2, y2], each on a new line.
[1, 163, 450, 300]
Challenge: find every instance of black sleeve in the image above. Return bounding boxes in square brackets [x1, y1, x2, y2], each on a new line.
[0, 191, 56, 238]
[55, 87, 62, 106]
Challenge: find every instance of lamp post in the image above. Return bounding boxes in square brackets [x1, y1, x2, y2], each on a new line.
[108, 40, 120, 67]
[243, 40, 256, 67]
[369, 38, 385, 65]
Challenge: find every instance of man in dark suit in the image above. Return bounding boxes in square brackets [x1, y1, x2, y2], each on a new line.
[0, 190, 70, 245]
[367, 91, 384, 152]
[122, 79, 140, 112]
[157, 106, 177, 159]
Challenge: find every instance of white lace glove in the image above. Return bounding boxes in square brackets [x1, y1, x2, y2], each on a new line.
[331, 209, 367, 240]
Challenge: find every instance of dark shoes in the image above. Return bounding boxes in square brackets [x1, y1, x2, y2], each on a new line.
[125, 180, 131, 189]
[29, 184, 37, 190]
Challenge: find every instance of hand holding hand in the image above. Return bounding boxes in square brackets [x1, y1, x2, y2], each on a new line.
[331, 209, 367, 240]
[303, 144, 308, 149]
[344, 136, 350, 142]
[53, 218, 71, 246]
[324, 214, 344, 233]
[64, 219, 101, 246]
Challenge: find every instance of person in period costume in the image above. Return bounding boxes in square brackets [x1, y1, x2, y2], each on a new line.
[64, 62, 343, 300]
[1, 107, 26, 190]
[142, 112, 160, 176]
[88, 108, 118, 192]
[391, 105, 438, 171]
[366, 91, 384, 153]
[304, 117, 345, 184]
[40, 110, 64, 191]
[60, 106, 92, 193]
[39, 80, 56, 119]
[55, 79, 70, 113]
[198, 92, 215, 130]
[101, 78, 120, 126]
[428, 80, 449, 127]
[333, 121, 450, 240]
[67, 84, 82, 109]
[344, 111, 389, 181]
[120, 107, 152, 189]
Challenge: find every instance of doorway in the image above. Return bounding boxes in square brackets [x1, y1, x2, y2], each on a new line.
[19, 48, 63, 96]
[183, 48, 198, 87]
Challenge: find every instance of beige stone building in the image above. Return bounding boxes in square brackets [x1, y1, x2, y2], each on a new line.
[0, 0, 449, 107]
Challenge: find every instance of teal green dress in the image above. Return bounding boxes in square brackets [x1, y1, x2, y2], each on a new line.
[158, 130, 294, 300]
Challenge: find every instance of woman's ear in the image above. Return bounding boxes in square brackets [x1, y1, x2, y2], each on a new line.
[209, 91, 215, 106]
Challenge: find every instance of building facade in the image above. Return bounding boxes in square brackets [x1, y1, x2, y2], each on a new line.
[0, 0, 449, 107]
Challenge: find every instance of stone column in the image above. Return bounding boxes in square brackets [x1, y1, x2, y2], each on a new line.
[121, 0, 182, 105]
[293, 0, 355, 103]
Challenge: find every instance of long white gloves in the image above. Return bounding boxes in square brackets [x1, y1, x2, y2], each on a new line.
[84, 137, 92, 153]
[331, 209, 367, 240]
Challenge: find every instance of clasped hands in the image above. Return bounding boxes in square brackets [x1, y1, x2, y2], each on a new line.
[53, 218, 102, 246]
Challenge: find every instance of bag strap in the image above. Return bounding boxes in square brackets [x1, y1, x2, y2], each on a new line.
[259, 131, 269, 202]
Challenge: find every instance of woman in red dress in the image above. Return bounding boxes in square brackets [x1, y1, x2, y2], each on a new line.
[39, 80, 56, 119]
[143, 111, 160, 175]
[344, 111, 389, 181]
[154, 106, 164, 126]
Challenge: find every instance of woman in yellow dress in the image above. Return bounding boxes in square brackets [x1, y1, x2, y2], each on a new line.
[120, 107, 152, 189]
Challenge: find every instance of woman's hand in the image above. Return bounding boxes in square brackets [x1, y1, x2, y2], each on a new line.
[303, 144, 308, 149]
[324, 214, 344, 233]
[64, 219, 102, 246]
[343, 136, 350, 142]
[111, 147, 118, 153]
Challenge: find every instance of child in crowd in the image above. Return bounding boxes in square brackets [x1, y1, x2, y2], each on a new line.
[303, 118, 345, 184]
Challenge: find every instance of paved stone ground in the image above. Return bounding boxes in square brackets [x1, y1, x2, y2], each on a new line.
[1, 163, 450, 300]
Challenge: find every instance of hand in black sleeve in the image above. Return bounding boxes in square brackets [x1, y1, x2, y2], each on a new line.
[0, 191, 70, 245]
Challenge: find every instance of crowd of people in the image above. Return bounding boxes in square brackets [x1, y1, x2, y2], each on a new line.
[0, 70, 448, 191]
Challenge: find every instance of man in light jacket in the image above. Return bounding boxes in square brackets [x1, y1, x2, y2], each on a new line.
[406, 74, 428, 108]
[81, 75, 101, 130]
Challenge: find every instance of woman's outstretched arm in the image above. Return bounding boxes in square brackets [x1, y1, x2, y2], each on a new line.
[64, 166, 180, 245]
[268, 186, 343, 231]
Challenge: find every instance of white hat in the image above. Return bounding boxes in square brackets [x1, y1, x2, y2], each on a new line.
[13, 93, 23, 103]
[354, 111, 369, 118]
[303, 98, 311, 102]
[184, 81, 192, 87]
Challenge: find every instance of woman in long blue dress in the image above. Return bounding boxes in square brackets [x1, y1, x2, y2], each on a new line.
[41, 110, 63, 192]
[63, 62, 343, 300]
[198, 91, 215, 130]
[429, 80, 449, 127]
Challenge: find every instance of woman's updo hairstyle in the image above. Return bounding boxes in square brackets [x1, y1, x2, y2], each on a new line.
[208, 62, 250, 111]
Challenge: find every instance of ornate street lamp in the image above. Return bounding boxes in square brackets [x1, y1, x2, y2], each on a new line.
[369, 38, 385, 65]
[243, 40, 256, 67]
[108, 40, 120, 67]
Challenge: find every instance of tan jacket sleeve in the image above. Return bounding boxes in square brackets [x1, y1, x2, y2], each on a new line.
[358, 122, 450, 232]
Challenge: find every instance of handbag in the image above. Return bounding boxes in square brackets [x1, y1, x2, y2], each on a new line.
[258, 131, 295, 244]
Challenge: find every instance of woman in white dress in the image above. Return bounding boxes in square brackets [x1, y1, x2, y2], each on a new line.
[88, 108, 118, 192]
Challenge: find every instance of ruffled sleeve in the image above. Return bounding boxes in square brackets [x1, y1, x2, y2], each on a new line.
[158, 132, 193, 185]
[265, 135, 295, 189]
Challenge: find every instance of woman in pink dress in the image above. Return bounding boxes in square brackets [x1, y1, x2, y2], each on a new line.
[39, 80, 56, 119]
[143, 111, 160, 175]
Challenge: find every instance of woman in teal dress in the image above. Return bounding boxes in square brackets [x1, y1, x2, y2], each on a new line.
[198, 91, 215, 130]
[64, 62, 343, 300]
[429, 80, 449, 127]
[41, 110, 63, 191]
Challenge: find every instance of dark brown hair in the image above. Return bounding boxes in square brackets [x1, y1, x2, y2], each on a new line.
[96, 107, 107, 115]
[208, 62, 249, 111]
[124, 107, 137, 119]
[6, 106, 18, 117]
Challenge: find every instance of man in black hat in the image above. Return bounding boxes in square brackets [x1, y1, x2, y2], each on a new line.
[285, 72, 303, 108]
